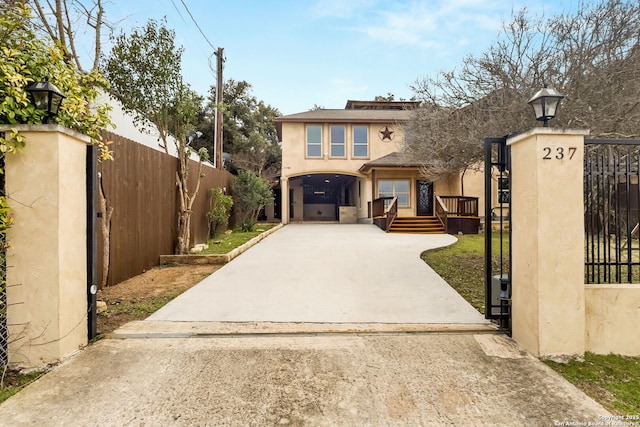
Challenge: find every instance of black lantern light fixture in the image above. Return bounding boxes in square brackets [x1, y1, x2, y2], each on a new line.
[527, 85, 565, 127]
[25, 77, 65, 124]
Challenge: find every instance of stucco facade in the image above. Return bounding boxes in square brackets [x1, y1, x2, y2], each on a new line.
[277, 100, 474, 224]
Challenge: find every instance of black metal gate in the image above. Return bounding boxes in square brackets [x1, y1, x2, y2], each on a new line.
[86, 145, 97, 341]
[484, 137, 512, 335]
[585, 138, 640, 284]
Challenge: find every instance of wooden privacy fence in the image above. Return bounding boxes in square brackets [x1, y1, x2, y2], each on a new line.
[98, 131, 234, 287]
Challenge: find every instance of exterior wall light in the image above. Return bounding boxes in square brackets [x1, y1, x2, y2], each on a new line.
[26, 77, 65, 124]
[527, 85, 565, 127]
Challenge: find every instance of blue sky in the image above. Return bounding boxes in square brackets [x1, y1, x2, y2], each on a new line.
[101, 0, 579, 115]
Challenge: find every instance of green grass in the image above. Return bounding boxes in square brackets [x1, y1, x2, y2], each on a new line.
[0, 369, 43, 404]
[106, 292, 183, 317]
[545, 353, 640, 415]
[200, 223, 278, 254]
[421, 234, 508, 315]
[421, 233, 640, 415]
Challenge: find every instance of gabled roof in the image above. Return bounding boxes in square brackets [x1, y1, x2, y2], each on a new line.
[275, 101, 416, 141]
[359, 152, 421, 173]
[275, 108, 412, 123]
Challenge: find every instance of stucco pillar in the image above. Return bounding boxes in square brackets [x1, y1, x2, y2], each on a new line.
[5, 125, 89, 367]
[508, 128, 588, 358]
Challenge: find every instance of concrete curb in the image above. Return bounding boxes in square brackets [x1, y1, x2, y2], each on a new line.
[110, 320, 499, 338]
[159, 223, 284, 265]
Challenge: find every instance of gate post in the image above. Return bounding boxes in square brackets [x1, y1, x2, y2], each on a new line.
[5, 125, 90, 367]
[508, 128, 588, 358]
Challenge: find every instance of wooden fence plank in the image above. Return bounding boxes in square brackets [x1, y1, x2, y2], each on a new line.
[97, 131, 233, 287]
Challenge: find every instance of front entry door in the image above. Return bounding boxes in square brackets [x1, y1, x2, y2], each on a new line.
[416, 180, 433, 216]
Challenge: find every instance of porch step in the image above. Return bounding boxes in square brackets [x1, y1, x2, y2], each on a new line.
[388, 216, 445, 234]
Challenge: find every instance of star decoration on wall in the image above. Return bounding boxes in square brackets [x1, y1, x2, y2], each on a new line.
[379, 126, 394, 141]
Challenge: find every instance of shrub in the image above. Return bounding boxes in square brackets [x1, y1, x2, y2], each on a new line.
[207, 187, 233, 238]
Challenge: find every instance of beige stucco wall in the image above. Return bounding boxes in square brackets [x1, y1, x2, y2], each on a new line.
[585, 284, 640, 356]
[4, 125, 89, 367]
[281, 122, 404, 223]
[509, 128, 588, 358]
[462, 165, 489, 218]
[280, 119, 487, 223]
[281, 122, 404, 176]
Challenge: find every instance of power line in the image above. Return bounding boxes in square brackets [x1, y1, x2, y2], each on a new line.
[179, 0, 217, 51]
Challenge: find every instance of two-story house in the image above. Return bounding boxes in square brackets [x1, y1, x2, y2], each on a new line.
[276, 100, 484, 233]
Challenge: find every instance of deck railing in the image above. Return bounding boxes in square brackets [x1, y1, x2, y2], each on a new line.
[372, 196, 397, 232]
[438, 196, 479, 217]
[385, 197, 398, 232]
[435, 196, 449, 231]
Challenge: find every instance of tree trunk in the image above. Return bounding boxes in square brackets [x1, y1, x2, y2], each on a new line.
[175, 149, 204, 255]
[97, 173, 113, 288]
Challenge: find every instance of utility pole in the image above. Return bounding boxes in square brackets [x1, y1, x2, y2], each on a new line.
[215, 47, 224, 168]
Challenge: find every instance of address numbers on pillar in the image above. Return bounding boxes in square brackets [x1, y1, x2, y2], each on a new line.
[542, 146, 577, 160]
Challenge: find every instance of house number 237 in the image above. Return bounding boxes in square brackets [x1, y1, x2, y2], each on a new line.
[542, 146, 577, 160]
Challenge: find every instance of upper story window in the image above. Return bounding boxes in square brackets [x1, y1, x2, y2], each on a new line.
[306, 125, 322, 157]
[330, 125, 345, 157]
[353, 125, 368, 158]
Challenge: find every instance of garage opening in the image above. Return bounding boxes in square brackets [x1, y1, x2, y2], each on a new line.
[291, 174, 356, 222]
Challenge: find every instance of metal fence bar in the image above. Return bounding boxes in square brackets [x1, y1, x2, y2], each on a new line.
[584, 140, 640, 284]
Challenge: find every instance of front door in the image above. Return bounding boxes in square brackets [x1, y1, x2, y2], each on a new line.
[416, 180, 433, 216]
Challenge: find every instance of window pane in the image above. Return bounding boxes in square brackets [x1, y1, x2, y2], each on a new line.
[395, 180, 409, 192]
[378, 180, 392, 193]
[397, 194, 409, 206]
[330, 126, 345, 143]
[307, 125, 321, 143]
[353, 126, 368, 143]
[307, 144, 321, 157]
[354, 145, 368, 157]
[331, 145, 345, 157]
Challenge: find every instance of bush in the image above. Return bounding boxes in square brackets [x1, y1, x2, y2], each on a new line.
[207, 187, 233, 238]
[231, 170, 273, 227]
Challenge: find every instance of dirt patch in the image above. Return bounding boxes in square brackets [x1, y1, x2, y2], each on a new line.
[96, 264, 220, 335]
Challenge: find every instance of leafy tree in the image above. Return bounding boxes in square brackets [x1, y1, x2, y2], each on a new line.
[0, 1, 113, 366]
[0, 3, 112, 155]
[199, 80, 281, 179]
[405, 0, 640, 182]
[102, 19, 207, 254]
[231, 169, 274, 231]
[206, 187, 233, 238]
[374, 93, 396, 102]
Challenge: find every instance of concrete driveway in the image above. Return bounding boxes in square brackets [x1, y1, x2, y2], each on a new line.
[0, 224, 611, 425]
[149, 223, 488, 326]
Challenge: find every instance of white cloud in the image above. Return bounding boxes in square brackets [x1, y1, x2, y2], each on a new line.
[349, 0, 507, 48]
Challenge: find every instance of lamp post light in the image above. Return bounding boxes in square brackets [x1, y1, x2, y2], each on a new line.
[527, 85, 565, 127]
[25, 77, 65, 124]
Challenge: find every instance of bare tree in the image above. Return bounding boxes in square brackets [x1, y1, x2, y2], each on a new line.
[405, 0, 640, 181]
[30, 0, 111, 73]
